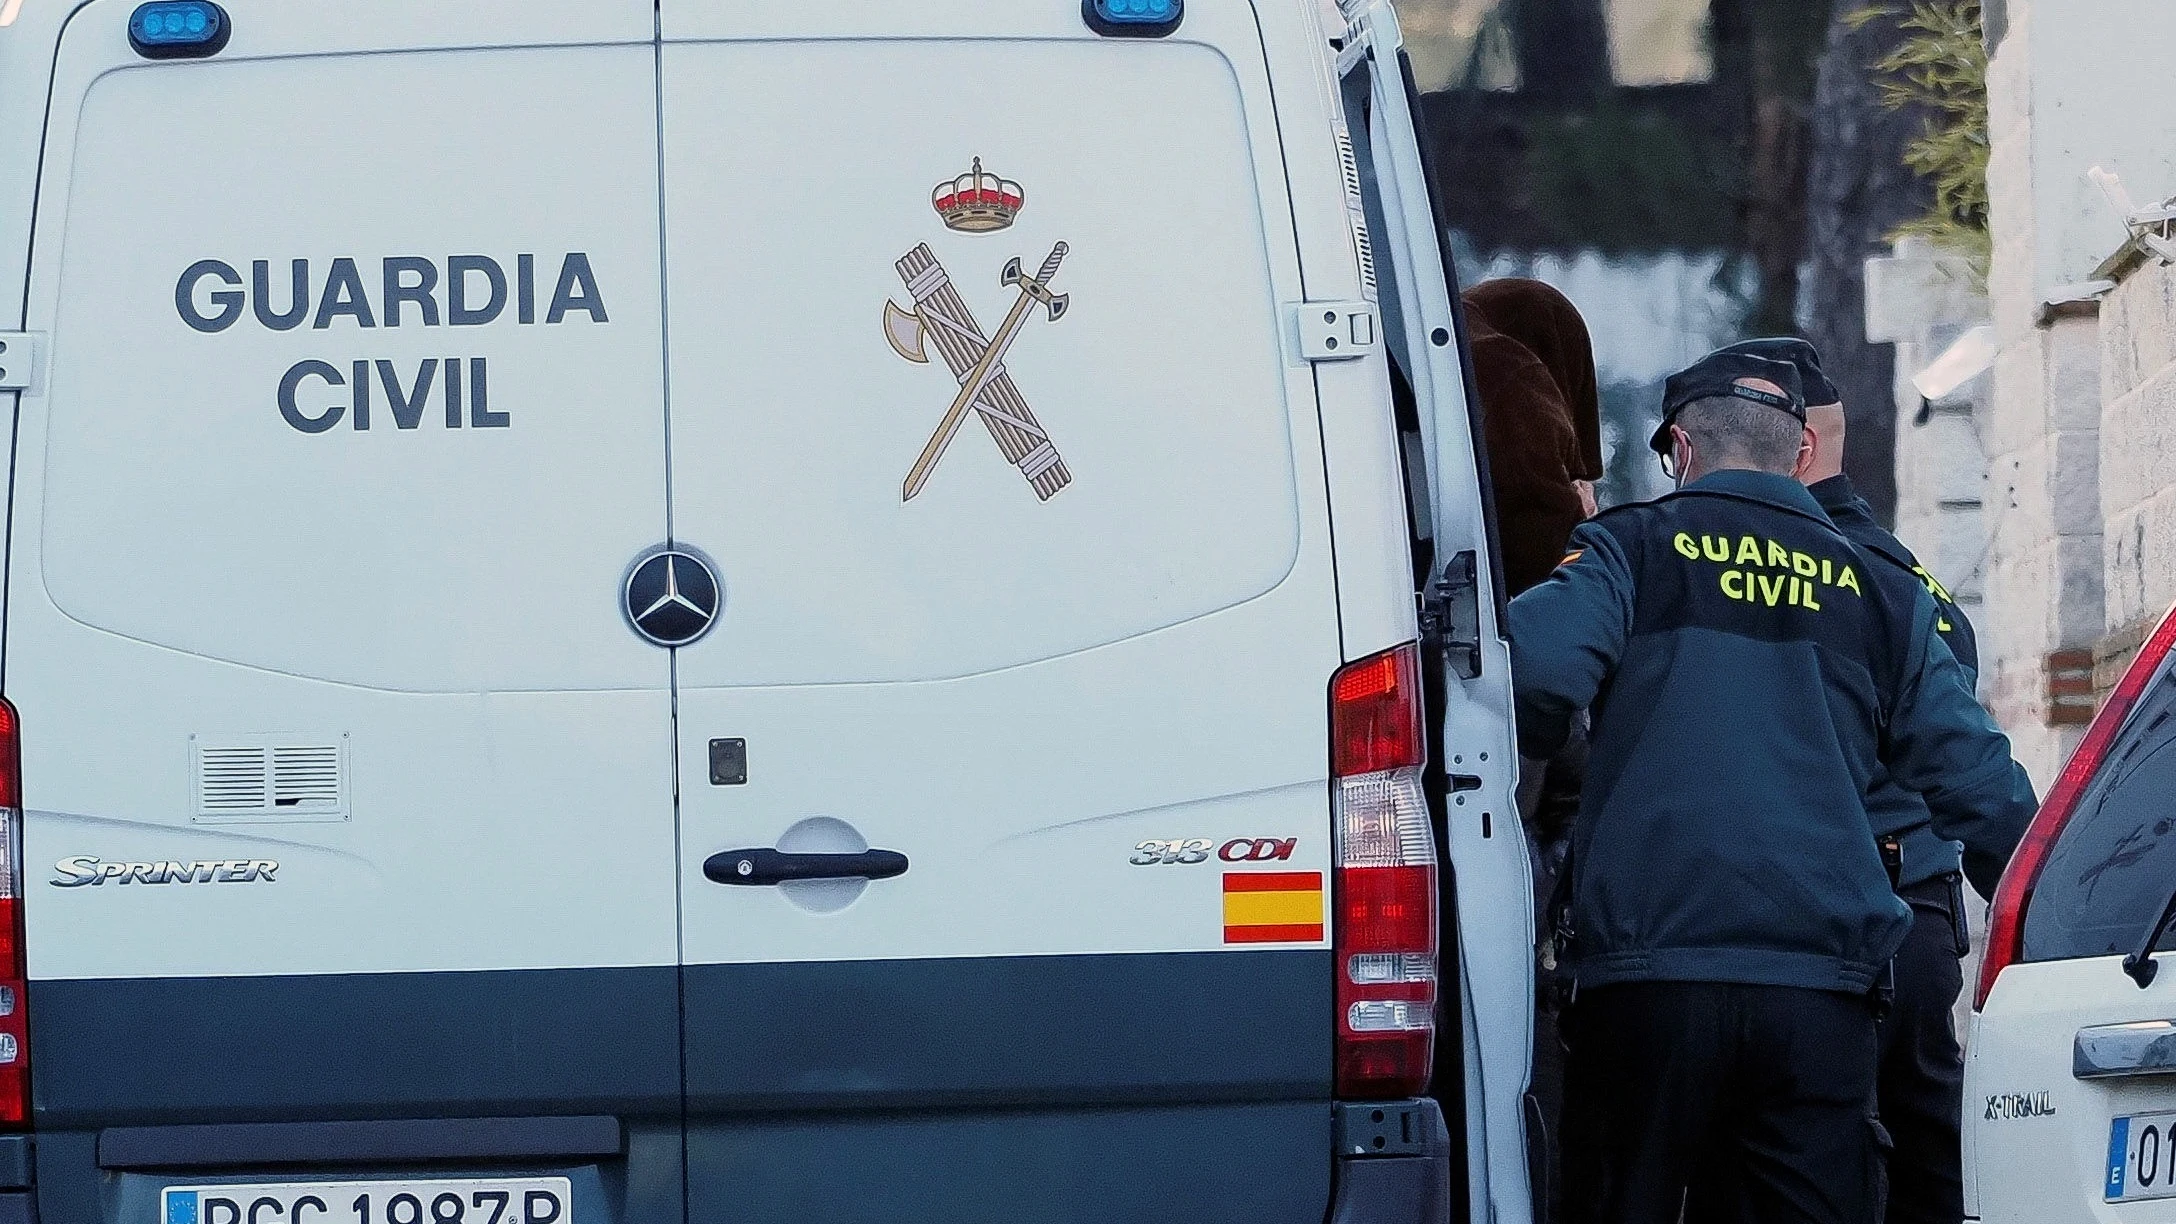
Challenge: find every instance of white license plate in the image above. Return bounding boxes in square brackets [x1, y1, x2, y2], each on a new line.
[162, 1177, 572, 1224]
[2107, 1112, 2176, 1202]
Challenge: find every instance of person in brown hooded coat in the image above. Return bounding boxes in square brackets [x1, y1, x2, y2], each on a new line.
[1461, 278, 1604, 596]
[1457, 277, 1602, 1224]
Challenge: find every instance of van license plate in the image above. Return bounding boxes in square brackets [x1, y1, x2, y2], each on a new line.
[162, 1177, 572, 1224]
[2107, 1113, 2176, 1201]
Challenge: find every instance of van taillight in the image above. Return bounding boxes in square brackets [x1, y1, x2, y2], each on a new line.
[1331, 644, 1437, 1099]
[0, 699, 27, 1127]
[1977, 605, 2176, 1009]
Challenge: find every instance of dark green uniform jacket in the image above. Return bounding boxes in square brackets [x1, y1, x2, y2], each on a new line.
[1509, 470, 2037, 995]
[1812, 473, 2003, 889]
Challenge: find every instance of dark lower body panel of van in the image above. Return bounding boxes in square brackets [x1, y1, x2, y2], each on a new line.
[29, 968, 686, 1224]
[27, 953, 1447, 1223]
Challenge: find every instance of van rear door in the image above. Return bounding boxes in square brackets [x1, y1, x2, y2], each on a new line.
[13, 4, 683, 1219]
[657, 2, 1344, 1220]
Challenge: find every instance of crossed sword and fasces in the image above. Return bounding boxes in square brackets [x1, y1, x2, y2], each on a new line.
[883, 241, 1073, 502]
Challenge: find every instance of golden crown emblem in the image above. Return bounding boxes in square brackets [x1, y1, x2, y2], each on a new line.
[932, 158, 1024, 233]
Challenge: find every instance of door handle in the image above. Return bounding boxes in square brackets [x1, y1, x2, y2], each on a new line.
[2074, 1020, 2176, 1079]
[703, 847, 909, 887]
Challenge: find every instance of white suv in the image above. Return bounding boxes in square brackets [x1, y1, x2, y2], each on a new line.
[1968, 602, 2176, 1221]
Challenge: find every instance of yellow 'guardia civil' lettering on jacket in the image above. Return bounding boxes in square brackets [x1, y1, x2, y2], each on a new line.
[1671, 532, 1863, 611]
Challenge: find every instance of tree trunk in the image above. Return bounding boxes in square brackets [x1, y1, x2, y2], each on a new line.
[1509, 0, 1612, 99]
[1715, 0, 1829, 336]
[1803, 0, 1934, 525]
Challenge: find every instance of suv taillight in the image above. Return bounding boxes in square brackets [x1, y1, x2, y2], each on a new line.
[1331, 644, 1437, 1098]
[1977, 605, 2176, 1009]
[0, 699, 26, 1127]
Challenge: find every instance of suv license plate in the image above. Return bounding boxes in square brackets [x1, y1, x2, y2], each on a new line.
[162, 1177, 572, 1224]
[2107, 1113, 2176, 1202]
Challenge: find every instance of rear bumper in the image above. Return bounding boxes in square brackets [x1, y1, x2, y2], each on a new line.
[1330, 1099, 1453, 1224]
[14, 1103, 1429, 1224]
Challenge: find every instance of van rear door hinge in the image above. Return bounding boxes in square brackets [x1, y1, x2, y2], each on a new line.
[0, 334, 44, 393]
[1289, 301, 1379, 362]
[1418, 549, 1482, 679]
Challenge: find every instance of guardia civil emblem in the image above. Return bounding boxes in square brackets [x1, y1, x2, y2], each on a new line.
[881, 159, 1073, 503]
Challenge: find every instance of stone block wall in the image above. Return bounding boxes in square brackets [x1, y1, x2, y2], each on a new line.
[1975, 0, 2094, 785]
[1984, 4, 2097, 775]
[2097, 258, 2176, 678]
[1977, 315, 2101, 782]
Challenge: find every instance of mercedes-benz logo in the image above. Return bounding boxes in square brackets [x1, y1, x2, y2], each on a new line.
[623, 547, 722, 648]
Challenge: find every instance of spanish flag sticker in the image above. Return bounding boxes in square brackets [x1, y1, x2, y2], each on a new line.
[1223, 871, 1326, 944]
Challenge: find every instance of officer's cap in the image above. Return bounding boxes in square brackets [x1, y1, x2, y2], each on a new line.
[1717, 337, 1843, 407]
[1647, 353, 1807, 457]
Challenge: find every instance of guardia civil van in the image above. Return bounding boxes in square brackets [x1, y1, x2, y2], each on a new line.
[0, 2, 1537, 1221]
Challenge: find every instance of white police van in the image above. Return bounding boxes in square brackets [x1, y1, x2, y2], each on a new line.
[0, 2, 1536, 1222]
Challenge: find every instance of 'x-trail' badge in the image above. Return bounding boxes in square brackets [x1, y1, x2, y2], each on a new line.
[623, 547, 721, 648]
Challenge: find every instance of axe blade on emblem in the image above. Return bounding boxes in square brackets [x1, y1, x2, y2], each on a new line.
[883, 300, 930, 364]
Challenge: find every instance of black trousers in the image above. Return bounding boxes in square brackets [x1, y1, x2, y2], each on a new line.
[1876, 881, 1968, 1224]
[1563, 981, 1883, 1224]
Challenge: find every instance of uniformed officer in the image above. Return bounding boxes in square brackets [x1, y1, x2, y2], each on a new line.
[1511, 351, 2037, 1224]
[1704, 337, 2006, 1224]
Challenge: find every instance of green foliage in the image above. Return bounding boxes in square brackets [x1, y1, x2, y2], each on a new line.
[1850, 2, 1990, 262]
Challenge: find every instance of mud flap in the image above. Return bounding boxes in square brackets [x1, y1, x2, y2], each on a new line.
[1330, 1099, 1454, 1224]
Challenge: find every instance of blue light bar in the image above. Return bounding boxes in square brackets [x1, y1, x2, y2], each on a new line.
[1085, 0, 1182, 37]
[129, 1, 230, 59]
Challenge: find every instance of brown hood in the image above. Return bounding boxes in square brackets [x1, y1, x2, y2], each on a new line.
[1463, 277, 1603, 480]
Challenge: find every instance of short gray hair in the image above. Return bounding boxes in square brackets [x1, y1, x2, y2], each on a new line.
[1674, 394, 1804, 474]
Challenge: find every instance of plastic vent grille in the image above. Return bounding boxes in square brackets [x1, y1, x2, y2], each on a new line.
[1335, 125, 1364, 203]
[192, 736, 347, 822]
[1333, 126, 1379, 299]
[272, 746, 341, 809]
[1351, 216, 1378, 298]
[196, 747, 268, 812]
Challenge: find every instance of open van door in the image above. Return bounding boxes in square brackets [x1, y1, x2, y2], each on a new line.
[1335, 3, 1537, 1222]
